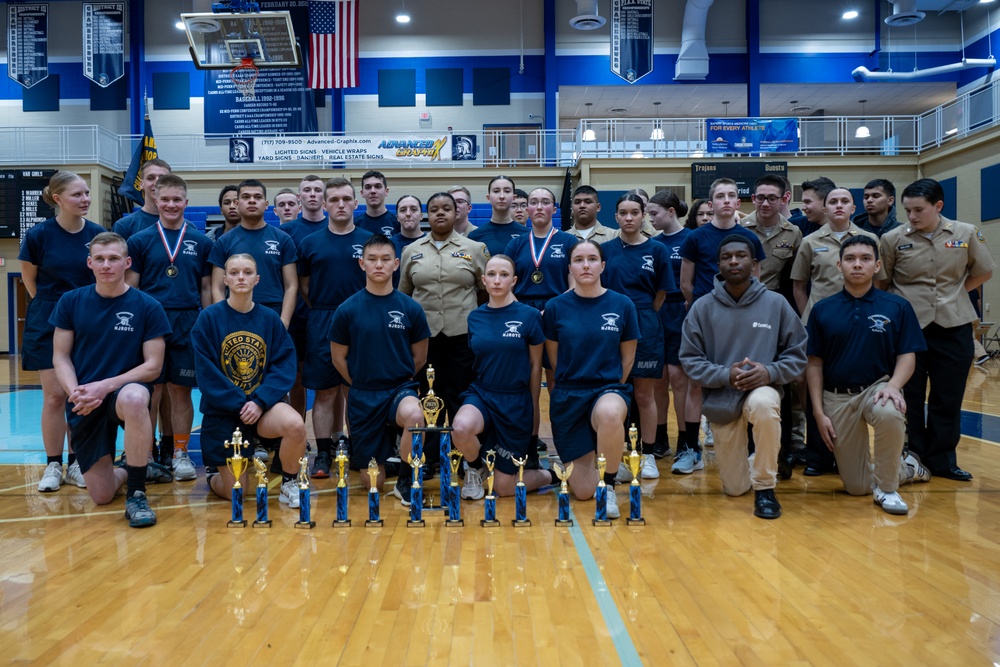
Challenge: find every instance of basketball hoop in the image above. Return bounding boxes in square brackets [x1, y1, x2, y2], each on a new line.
[230, 57, 258, 101]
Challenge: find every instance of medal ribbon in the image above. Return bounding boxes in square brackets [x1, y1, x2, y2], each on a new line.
[528, 227, 556, 271]
[157, 222, 187, 266]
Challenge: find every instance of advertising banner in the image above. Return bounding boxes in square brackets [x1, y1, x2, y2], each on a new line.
[706, 118, 800, 153]
[230, 134, 479, 163]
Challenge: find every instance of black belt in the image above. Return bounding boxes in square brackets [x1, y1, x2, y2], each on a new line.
[825, 383, 871, 395]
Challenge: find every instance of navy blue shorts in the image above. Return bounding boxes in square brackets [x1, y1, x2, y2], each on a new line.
[261, 302, 283, 318]
[659, 301, 685, 367]
[461, 383, 532, 475]
[347, 382, 419, 470]
[550, 383, 632, 463]
[200, 413, 258, 468]
[519, 297, 554, 369]
[631, 307, 664, 379]
[22, 298, 58, 371]
[67, 384, 150, 474]
[161, 309, 198, 386]
[302, 309, 345, 390]
[288, 306, 309, 364]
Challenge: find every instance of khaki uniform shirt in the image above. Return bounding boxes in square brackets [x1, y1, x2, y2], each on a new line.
[455, 221, 477, 237]
[880, 216, 996, 329]
[790, 223, 884, 323]
[569, 221, 620, 243]
[399, 231, 489, 337]
[742, 214, 802, 291]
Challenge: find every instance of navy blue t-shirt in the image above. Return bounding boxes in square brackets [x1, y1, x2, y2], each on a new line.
[391, 233, 425, 288]
[504, 229, 577, 301]
[128, 224, 214, 309]
[652, 227, 691, 302]
[679, 222, 767, 299]
[18, 218, 106, 301]
[279, 214, 328, 249]
[355, 211, 399, 237]
[469, 221, 527, 259]
[328, 289, 431, 390]
[543, 290, 640, 385]
[112, 209, 159, 240]
[807, 287, 926, 389]
[467, 301, 545, 390]
[207, 224, 297, 306]
[600, 238, 675, 309]
[297, 227, 372, 309]
[50, 286, 171, 387]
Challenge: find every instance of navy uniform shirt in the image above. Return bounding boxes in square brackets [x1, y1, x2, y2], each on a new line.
[280, 215, 327, 248]
[543, 290, 640, 386]
[652, 227, 691, 302]
[601, 237, 675, 309]
[807, 287, 926, 389]
[679, 223, 767, 299]
[469, 221, 527, 259]
[207, 224, 297, 306]
[355, 211, 399, 237]
[112, 209, 160, 240]
[18, 218, 106, 301]
[391, 233, 425, 288]
[467, 301, 545, 391]
[297, 227, 372, 309]
[128, 224, 214, 309]
[504, 229, 577, 302]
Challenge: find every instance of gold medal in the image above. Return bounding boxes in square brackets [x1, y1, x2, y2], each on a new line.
[531, 269, 544, 284]
[166, 264, 178, 278]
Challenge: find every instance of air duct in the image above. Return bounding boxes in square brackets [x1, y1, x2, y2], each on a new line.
[884, 0, 924, 27]
[569, 0, 606, 30]
[852, 57, 996, 81]
[674, 0, 715, 80]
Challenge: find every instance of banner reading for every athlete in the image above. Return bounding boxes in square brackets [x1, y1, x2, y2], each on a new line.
[229, 134, 478, 163]
[706, 118, 800, 153]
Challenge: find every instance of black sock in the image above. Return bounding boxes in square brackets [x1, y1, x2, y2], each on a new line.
[642, 441, 655, 456]
[655, 423, 667, 444]
[603, 472, 617, 487]
[282, 471, 295, 485]
[47, 455, 63, 466]
[126, 465, 146, 497]
[67, 453, 76, 466]
[316, 437, 335, 455]
[548, 469, 559, 485]
[685, 422, 701, 452]
[675, 430, 685, 451]
[469, 456, 484, 470]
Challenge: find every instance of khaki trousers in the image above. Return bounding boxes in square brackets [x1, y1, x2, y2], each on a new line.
[711, 386, 780, 496]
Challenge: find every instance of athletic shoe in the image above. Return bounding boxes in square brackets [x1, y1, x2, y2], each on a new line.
[172, 451, 197, 481]
[903, 451, 932, 483]
[205, 466, 219, 483]
[614, 462, 633, 484]
[391, 478, 412, 507]
[124, 490, 157, 528]
[873, 487, 909, 515]
[640, 454, 660, 479]
[38, 462, 63, 493]
[606, 486, 620, 519]
[652, 440, 672, 459]
[253, 445, 269, 463]
[975, 354, 990, 366]
[461, 463, 484, 500]
[702, 418, 714, 447]
[311, 451, 332, 478]
[65, 461, 87, 488]
[279, 479, 300, 509]
[671, 449, 704, 475]
[146, 461, 174, 484]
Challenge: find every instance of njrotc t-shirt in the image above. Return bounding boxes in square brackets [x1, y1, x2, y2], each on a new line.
[601, 237, 675, 308]
[208, 224, 298, 306]
[467, 301, 544, 390]
[543, 290, 639, 385]
[128, 224, 214, 309]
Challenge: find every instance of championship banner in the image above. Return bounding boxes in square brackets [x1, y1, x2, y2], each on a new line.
[205, 67, 318, 134]
[706, 118, 800, 153]
[8, 4, 49, 89]
[229, 134, 479, 163]
[82, 2, 125, 87]
[611, 0, 652, 84]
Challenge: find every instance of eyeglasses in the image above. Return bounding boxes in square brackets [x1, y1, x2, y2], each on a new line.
[753, 195, 781, 204]
[511, 202, 529, 209]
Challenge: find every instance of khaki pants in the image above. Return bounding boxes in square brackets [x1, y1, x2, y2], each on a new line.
[711, 386, 780, 496]
[823, 380, 908, 494]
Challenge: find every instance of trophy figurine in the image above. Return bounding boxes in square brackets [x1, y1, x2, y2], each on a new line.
[365, 458, 383, 527]
[225, 428, 249, 527]
[446, 449, 464, 527]
[406, 451, 426, 528]
[294, 456, 315, 529]
[252, 457, 272, 528]
[626, 424, 645, 526]
[593, 453, 612, 526]
[553, 462, 575, 527]
[333, 444, 351, 528]
[480, 450, 500, 527]
[511, 455, 531, 527]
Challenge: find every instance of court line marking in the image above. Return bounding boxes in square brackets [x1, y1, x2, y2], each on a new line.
[566, 507, 644, 667]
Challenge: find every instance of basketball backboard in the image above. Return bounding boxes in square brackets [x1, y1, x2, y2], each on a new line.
[181, 11, 302, 69]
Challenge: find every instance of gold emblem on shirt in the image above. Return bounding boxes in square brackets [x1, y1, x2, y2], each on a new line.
[221, 330, 267, 395]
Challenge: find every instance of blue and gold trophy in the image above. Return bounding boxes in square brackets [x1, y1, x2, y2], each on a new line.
[593, 453, 612, 527]
[225, 428, 249, 528]
[626, 425, 646, 526]
[406, 450, 426, 528]
[446, 449, 464, 527]
[333, 444, 351, 528]
[294, 455, 315, 529]
[553, 462, 575, 527]
[409, 366, 449, 511]
[481, 450, 500, 527]
[252, 457, 272, 528]
[511, 455, 531, 527]
[365, 458, 383, 527]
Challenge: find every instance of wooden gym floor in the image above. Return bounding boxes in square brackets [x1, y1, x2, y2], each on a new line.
[0, 355, 998, 665]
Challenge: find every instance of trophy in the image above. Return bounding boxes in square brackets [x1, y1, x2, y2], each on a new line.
[333, 444, 351, 528]
[553, 462, 575, 527]
[439, 417, 454, 515]
[407, 451, 426, 527]
[225, 428, 249, 527]
[252, 457, 271, 528]
[365, 458, 383, 527]
[626, 424, 645, 526]
[593, 453, 612, 526]
[446, 450, 464, 527]
[408, 366, 450, 512]
[481, 450, 500, 527]
[511, 455, 531, 527]
[294, 456, 315, 529]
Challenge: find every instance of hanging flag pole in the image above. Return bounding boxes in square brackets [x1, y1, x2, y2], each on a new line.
[118, 92, 158, 206]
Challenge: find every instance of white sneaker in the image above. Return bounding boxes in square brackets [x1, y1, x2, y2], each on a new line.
[461, 462, 484, 500]
[702, 417, 714, 447]
[172, 451, 197, 481]
[640, 453, 659, 479]
[253, 445, 269, 463]
[873, 487, 908, 515]
[614, 462, 633, 484]
[279, 479, 300, 509]
[606, 485, 621, 519]
[903, 452, 931, 483]
[38, 462, 64, 492]
[671, 449, 704, 475]
[65, 461, 87, 488]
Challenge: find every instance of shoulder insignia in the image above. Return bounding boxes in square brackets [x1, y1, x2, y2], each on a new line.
[978, 229, 986, 243]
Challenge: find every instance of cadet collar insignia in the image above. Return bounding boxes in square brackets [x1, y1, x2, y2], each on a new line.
[943, 221, 953, 230]
[774, 242, 792, 249]
[452, 251, 472, 260]
[411, 252, 424, 261]
[945, 240, 969, 249]
[978, 229, 986, 243]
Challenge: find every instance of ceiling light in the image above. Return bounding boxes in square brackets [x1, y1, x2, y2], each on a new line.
[175, 21, 185, 30]
[582, 102, 596, 141]
[843, 10, 859, 19]
[396, 0, 410, 23]
[631, 143, 644, 159]
[855, 99, 871, 139]
[945, 127, 958, 135]
[650, 101, 664, 140]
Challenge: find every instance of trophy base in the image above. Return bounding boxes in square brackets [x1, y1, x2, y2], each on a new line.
[332, 520, 352, 528]
[227, 520, 247, 528]
[592, 519, 613, 527]
[511, 519, 532, 528]
[252, 520, 272, 528]
[626, 517, 646, 526]
[480, 519, 500, 527]
[406, 519, 426, 528]
[294, 521, 316, 529]
[365, 519, 384, 527]
[445, 519, 465, 527]
[554, 519, 574, 527]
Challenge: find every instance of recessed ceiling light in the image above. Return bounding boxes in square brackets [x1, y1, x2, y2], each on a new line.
[396, 13, 410, 23]
[843, 10, 859, 19]
[175, 21, 185, 30]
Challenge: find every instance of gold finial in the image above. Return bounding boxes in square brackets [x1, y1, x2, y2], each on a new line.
[225, 428, 249, 488]
[253, 457, 268, 488]
[419, 365, 444, 427]
[367, 457, 380, 493]
[511, 455, 527, 484]
[335, 447, 349, 488]
[297, 456, 309, 489]
[553, 462, 574, 495]
[484, 450, 496, 496]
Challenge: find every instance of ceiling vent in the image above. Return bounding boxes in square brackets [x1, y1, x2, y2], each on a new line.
[885, 0, 925, 26]
[569, 0, 606, 30]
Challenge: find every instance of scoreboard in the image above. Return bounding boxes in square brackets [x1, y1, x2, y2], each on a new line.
[0, 169, 57, 239]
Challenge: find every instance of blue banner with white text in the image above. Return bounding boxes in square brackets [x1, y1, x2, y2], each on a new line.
[611, 0, 652, 83]
[706, 118, 800, 153]
[82, 2, 125, 87]
[7, 4, 48, 89]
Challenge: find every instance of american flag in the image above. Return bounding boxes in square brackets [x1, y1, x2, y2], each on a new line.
[308, 0, 358, 89]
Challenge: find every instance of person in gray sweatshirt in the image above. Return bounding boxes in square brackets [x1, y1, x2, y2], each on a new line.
[680, 234, 807, 519]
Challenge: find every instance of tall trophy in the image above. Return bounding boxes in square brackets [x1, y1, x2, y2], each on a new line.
[252, 457, 272, 528]
[593, 453, 612, 526]
[408, 365, 449, 511]
[626, 424, 645, 526]
[446, 450, 464, 527]
[511, 455, 531, 527]
[225, 428, 249, 528]
[481, 450, 500, 527]
[407, 451, 426, 528]
[365, 458, 383, 527]
[553, 462, 575, 527]
[333, 444, 351, 528]
[294, 456, 315, 529]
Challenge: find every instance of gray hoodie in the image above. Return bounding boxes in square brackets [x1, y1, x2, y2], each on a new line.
[679, 275, 807, 424]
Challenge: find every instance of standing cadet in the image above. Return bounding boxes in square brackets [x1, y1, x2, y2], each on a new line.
[272, 188, 301, 224]
[879, 178, 996, 481]
[448, 186, 477, 237]
[206, 185, 241, 242]
[788, 177, 835, 238]
[854, 179, 899, 238]
[355, 170, 400, 236]
[469, 176, 526, 257]
[112, 158, 172, 240]
[511, 189, 530, 226]
[742, 175, 802, 293]
[390, 194, 425, 287]
[567, 185, 620, 243]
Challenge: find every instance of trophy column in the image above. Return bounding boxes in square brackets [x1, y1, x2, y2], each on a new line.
[294, 456, 315, 529]
[226, 428, 249, 528]
[333, 445, 351, 528]
[365, 457, 383, 527]
[626, 424, 646, 526]
[511, 456, 531, 527]
[480, 450, 500, 528]
[553, 462, 575, 527]
[593, 453, 613, 527]
[445, 450, 464, 527]
[252, 457, 272, 528]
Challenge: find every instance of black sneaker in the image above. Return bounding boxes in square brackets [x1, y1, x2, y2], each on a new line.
[652, 440, 672, 459]
[146, 461, 174, 484]
[753, 489, 782, 519]
[311, 451, 332, 478]
[205, 465, 219, 483]
[124, 490, 157, 527]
